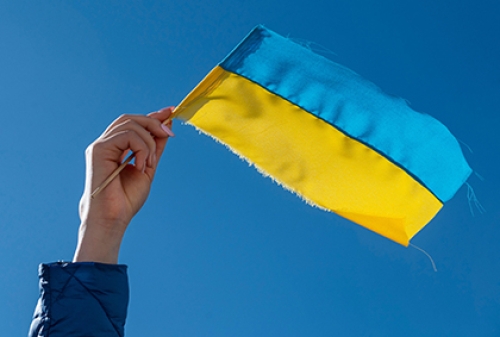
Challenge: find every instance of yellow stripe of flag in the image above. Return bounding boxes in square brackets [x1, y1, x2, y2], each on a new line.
[176, 66, 443, 246]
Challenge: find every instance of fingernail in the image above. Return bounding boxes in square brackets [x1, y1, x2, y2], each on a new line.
[161, 124, 175, 137]
[158, 106, 175, 113]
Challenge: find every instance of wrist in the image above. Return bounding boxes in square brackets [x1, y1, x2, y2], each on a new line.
[72, 220, 127, 264]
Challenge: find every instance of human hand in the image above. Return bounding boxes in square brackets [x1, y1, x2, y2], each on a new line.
[73, 107, 175, 263]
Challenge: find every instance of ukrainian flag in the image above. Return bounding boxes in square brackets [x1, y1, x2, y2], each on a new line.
[175, 25, 472, 246]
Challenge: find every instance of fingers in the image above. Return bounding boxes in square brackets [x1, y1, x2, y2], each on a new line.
[147, 106, 175, 169]
[153, 119, 172, 164]
[100, 107, 175, 170]
[104, 110, 174, 140]
[105, 119, 158, 167]
[94, 130, 150, 172]
[148, 106, 175, 125]
[148, 107, 175, 163]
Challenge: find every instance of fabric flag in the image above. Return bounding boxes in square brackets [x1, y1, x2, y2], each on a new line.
[174, 25, 472, 246]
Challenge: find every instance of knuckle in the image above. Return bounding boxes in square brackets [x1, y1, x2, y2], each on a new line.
[87, 140, 106, 155]
[125, 129, 140, 139]
[117, 118, 137, 129]
[111, 114, 138, 129]
[84, 145, 93, 158]
[116, 113, 135, 121]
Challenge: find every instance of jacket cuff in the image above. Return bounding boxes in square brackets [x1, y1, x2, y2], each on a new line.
[29, 262, 129, 337]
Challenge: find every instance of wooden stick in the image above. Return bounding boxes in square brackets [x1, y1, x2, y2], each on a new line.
[90, 115, 175, 199]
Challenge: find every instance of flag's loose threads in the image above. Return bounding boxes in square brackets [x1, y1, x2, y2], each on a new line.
[465, 182, 485, 216]
[410, 243, 437, 272]
[289, 37, 338, 58]
[474, 171, 485, 181]
[458, 139, 474, 154]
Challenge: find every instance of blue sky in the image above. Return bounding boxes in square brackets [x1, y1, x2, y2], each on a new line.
[1, 1, 499, 336]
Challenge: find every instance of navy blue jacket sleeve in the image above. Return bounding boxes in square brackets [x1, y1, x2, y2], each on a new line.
[29, 262, 129, 337]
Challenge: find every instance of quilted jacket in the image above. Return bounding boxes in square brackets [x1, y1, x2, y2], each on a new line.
[29, 262, 129, 337]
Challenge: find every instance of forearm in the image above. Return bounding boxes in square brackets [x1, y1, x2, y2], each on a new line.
[29, 108, 173, 336]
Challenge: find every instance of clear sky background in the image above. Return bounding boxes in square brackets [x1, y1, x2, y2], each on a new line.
[1, 1, 499, 336]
